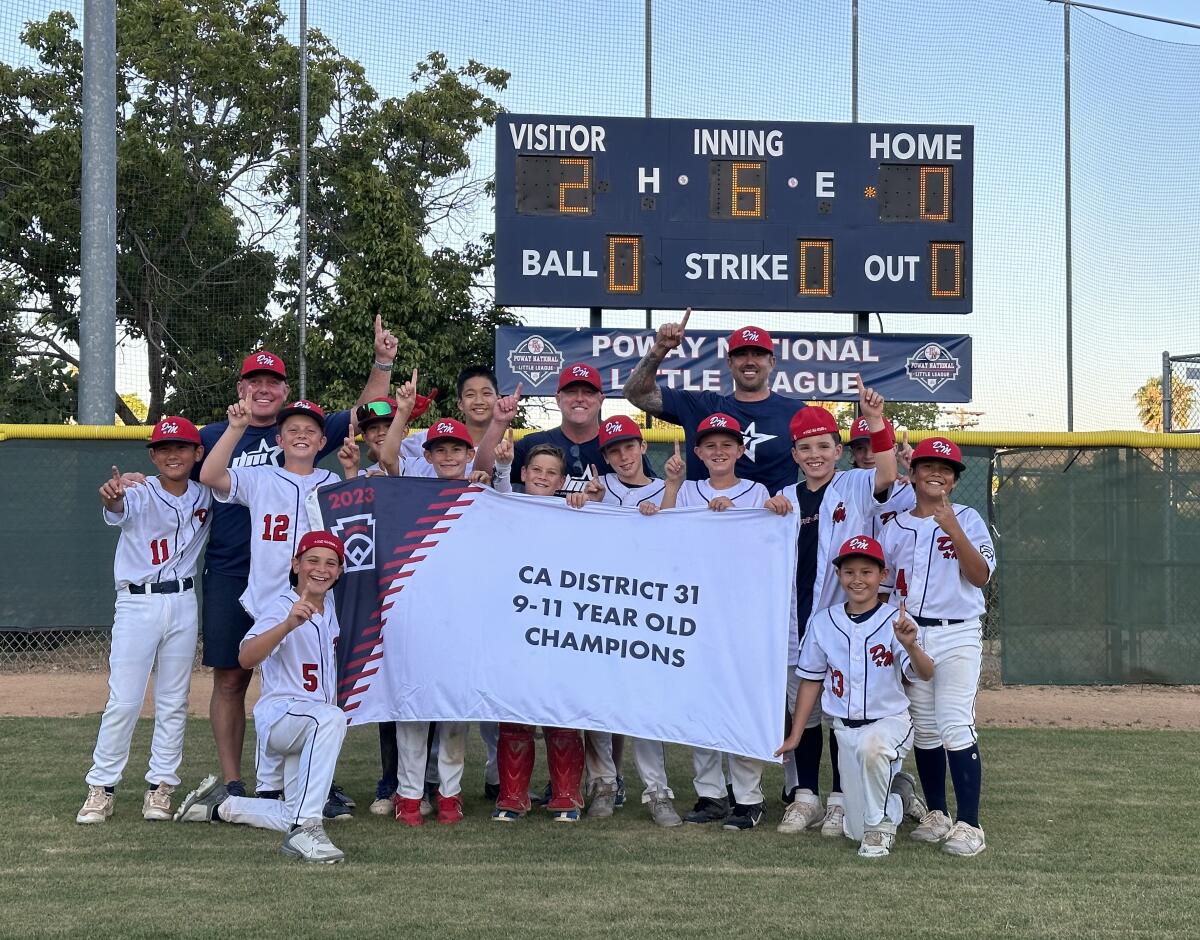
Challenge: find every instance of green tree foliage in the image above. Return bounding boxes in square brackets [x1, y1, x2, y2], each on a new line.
[0, 1, 511, 425]
[1134, 375, 1195, 433]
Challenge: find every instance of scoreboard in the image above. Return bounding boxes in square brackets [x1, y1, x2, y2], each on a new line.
[494, 115, 973, 314]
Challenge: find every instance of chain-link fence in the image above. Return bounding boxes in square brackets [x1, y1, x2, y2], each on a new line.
[1164, 352, 1200, 432]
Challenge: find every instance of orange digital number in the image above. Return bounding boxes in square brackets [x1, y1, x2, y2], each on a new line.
[731, 162, 762, 218]
[558, 158, 590, 214]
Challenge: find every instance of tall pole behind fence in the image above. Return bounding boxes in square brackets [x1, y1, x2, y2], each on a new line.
[1063, 1, 1075, 431]
[297, 0, 309, 399]
[79, 0, 117, 424]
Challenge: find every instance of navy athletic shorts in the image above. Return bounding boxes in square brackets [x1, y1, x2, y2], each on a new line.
[201, 569, 254, 669]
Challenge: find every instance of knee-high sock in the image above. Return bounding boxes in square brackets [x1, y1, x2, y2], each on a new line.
[946, 744, 981, 828]
[914, 745, 948, 815]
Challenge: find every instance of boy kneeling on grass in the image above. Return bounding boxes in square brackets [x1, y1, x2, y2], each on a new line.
[776, 535, 934, 858]
[174, 532, 349, 865]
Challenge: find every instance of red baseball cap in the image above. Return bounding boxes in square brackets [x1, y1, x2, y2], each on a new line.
[789, 406, 840, 442]
[727, 325, 774, 354]
[355, 397, 398, 430]
[295, 530, 345, 563]
[850, 415, 895, 444]
[277, 399, 326, 429]
[832, 534, 886, 567]
[147, 416, 201, 447]
[423, 417, 474, 449]
[696, 412, 743, 443]
[557, 362, 603, 392]
[598, 415, 643, 449]
[910, 436, 966, 473]
[240, 350, 287, 380]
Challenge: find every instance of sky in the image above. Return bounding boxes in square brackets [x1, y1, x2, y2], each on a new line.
[4, 0, 1199, 431]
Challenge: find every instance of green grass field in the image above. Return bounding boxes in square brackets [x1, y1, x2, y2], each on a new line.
[2, 718, 1197, 939]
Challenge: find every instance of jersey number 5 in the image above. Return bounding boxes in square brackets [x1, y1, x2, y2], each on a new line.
[261, 514, 290, 542]
[301, 663, 318, 692]
[149, 538, 170, 565]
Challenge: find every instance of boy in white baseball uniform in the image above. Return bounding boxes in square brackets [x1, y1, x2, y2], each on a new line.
[199, 398, 340, 804]
[773, 384, 897, 838]
[777, 535, 934, 858]
[174, 532, 348, 864]
[879, 436, 995, 857]
[653, 414, 785, 830]
[77, 417, 212, 825]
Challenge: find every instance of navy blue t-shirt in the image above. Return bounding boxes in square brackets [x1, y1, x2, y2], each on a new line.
[659, 387, 799, 495]
[196, 412, 350, 577]
[512, 426, 654, 496]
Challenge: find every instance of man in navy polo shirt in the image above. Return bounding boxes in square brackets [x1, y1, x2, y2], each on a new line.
[624, 311, 799, 496]
[196, 317, 398, 800]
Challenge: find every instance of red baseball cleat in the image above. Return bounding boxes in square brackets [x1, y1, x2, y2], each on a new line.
[436, 792, 464, 825]
[393, 794, 424, 827]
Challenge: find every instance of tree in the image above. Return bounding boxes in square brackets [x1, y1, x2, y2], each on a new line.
[1, 2, 511, 425]
[1134, 376, 1195, 433]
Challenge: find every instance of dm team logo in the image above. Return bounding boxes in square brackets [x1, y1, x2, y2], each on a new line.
[507, 334, 565, 387]
[905, 342, 961, 393]
[330, 513, 376, 573]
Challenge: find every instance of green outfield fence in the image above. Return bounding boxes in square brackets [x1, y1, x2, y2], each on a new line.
[3, 427, 1198, 684]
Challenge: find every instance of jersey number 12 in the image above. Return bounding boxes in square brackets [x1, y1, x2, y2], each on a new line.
[261, 514, 290, 542]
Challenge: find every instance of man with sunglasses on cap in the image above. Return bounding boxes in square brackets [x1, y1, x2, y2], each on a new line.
[194, 315, 398, 807]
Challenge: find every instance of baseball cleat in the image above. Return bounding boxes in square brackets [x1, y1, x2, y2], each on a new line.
[942, 821, 986, 857]
[436, 793, 464, 825]
[820, 801, 846, 838]
[587, 782, 617, 819]
[775, 792, 822, 833]
[328, 783, 355, 809]
[491, 808, 522, 822]
[173, 774, 227, 822]
[370, 780, 396, 816]
[858, 828, 895, 858]
[892, 771, 928, 822]
[394, 795, 424, 827]
[722, 802, 766, 831]
[684, 796, 730, 824]
[142, 783, 174, 821]
[76, 785, 115, 824]
[281, 820, 344, 864]
[910, 809, 953, 843]
[551, 807, 581, 823]
[647, 789, 683, 828]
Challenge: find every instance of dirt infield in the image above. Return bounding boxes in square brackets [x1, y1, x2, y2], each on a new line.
[2, 671, 1198, 730]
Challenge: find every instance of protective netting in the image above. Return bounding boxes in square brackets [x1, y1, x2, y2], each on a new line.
[1163, 353, 1200, 433]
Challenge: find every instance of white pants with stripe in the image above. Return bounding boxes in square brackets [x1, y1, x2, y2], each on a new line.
[692, 748, 764, 805]
[630, 739, 675, 801]
[222, 701, 346, 831]
[832, 712, 913, 840]
[906, 618, 983, 751]
[396, 721, 467, 799]
[86, 592, 197, 788]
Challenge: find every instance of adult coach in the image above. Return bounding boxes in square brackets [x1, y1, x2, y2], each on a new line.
[623, 311, 798, 496]
[197, 316, 398, 798]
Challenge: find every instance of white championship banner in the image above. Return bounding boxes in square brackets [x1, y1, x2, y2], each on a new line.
[318, 478, 796, 762]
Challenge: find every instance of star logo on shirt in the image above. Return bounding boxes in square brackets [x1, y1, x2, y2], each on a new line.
[740, 421, 776, 463]
[232, 437, 283, 468]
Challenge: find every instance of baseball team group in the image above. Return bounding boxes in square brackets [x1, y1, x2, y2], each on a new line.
[75, 309, 995, 865]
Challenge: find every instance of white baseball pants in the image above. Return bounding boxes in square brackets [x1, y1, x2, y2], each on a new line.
[906, 618, 983, 751]
[480, 722, 499, 787]
[631, 738, 675, 801]
[86, 592, 197, 788]
[832, 712, 913, 840]
[692, 748, 764, 805]
[396, 721, 467, 799]
[221, 701, 346, 830]
[584, 730, 618, 792]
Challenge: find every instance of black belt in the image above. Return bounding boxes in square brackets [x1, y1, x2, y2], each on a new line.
[127, 578, 193, 595]
[840, 717, 878, 728]
[913, 616, 965, 627]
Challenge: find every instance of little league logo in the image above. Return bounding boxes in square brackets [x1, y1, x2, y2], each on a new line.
[905, 342, 961, 393]
[329, 513, 376, 573]
[507, 334, 565, 387]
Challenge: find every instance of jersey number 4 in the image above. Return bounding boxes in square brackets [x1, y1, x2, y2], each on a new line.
[261, 514, 290, 542]
[301, 663, 319, 692]
[149, 538, 170, 565]
[895, 569, 908, 597]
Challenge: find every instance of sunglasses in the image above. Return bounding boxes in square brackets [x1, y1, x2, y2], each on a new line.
[356, 400, 395, 422]
[568, 444, 585, 477]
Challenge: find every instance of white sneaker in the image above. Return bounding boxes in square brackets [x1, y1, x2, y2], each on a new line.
[142, 783, 174, 821]
[910, 809, 953, 843]
[369, 797, 394, 816]
[281, 819, 345, 864]
[76, 785, 114, 824]
[820, 798, 846, 838]
[858, 827, 895, 858]
[775, 792, 822, 833]
[942, 820, 986, 857]
[892, 771, 928, 822]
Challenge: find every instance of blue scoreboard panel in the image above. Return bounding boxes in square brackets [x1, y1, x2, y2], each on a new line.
[495, 115, 973, 314]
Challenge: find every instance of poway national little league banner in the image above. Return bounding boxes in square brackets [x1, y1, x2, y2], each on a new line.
[497, 327, 972, 402]
[316, 477, 796, 762]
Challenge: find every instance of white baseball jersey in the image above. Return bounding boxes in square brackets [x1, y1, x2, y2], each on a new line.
[243, 589, 341, 732]
[780, 467, 883, 666]
[600, 474, 666, 509]
[219, 466, 339, 619]
[796, 603, 922, 721]
[870, 481, 916, 540]
[879, 504, 995, 618]
[401, 429, 475, 478]
[673, 478, 769, 509]
[104, 478, 212, 590]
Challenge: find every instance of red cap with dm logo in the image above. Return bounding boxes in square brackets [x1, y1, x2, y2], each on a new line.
[276, 399, 326, 429]
[423, 418, 474, 449]
[147, 416, 201, 447]
[557, 362, 603, 392]
[240, 350, 287, 379]
[727, 325, 773, 353]
[832, 535, 886, 567]
[909, 436, 966, 473]
[696, 412, 743, 443]
[598, 415, 643, 449]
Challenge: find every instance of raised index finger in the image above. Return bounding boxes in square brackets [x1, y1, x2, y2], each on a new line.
[679, 307, 692, 331]
[674, 440, 681, 458]
[374, 313, 382, 337]
[111, 465, 121, 481]
[410, 366, 418, 387]
[514, 381, 523, 401]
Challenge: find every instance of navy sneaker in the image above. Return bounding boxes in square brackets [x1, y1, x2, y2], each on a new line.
[723, 802, 766, 831]
[328, 783, 355, 809]
[323, 799, 353, 822]
[614, 775, 626, 809]
[684, 796, 730, 824]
